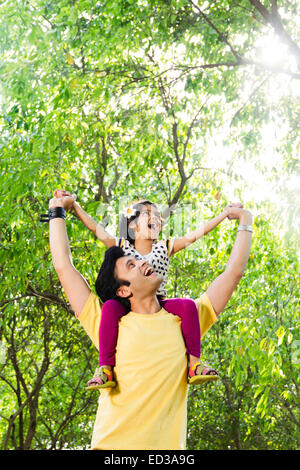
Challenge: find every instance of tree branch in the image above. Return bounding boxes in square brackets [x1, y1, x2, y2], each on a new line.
[250, 0, 300, 70]
[230, 74, 271, 126]
[188, 0, 242, 62]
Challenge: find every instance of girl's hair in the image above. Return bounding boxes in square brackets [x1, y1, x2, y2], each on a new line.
[119, 200, 162, 245]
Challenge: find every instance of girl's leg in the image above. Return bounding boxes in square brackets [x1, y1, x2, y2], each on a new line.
[86, 300, 127, 390]
[161, 298, 218, 382]
[161, 298, 200, 359]
[99, 299, 127, 367]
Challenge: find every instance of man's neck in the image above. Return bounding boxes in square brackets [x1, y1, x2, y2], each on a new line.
[129, 295, 161, 315]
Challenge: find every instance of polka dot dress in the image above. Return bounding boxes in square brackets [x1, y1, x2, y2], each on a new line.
[115, 238, 174, 297]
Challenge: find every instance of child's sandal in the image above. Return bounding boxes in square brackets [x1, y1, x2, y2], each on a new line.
[188, 361, 220, 385]
[85, 366, 116, 391]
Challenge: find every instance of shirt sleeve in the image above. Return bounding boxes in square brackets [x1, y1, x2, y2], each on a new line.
[163, 239, 175, 257]
[78, 291, 217, 350]
[168, 239, 175, 257]
[194, 294, 218, 338]
[78, 292, 102, 350]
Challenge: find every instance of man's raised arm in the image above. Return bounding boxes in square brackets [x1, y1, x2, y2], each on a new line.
[49, 196, 91, 317]
[205, 208, 253, 316]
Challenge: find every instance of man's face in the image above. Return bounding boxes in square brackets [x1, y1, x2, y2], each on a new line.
[114, 255, 162, 299]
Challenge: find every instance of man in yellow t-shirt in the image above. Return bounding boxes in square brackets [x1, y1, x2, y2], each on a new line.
[48, 195, 253, 450]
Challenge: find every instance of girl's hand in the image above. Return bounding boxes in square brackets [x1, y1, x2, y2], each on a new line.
[226, 207, 253, 225]
[53, 189, 74, 198]
[52, 189, 77, 211]
[225, 202, 243, 219]
[49, 194, 76, 211]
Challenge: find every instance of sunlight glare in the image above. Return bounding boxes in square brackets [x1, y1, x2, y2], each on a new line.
[255, 34, 292, 69]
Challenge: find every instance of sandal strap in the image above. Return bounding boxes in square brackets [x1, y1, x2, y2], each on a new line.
[100, 366, 113, 383]
[189, 361, 201, 378]
[87, 376, 104, 386]
[189, 361, 218, 377]
[94, 366, 113, 383]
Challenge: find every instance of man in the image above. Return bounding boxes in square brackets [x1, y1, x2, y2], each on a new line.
[48, 194, 253, 450]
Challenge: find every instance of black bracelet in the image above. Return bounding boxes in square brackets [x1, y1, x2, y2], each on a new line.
[40, 207, 66, 223]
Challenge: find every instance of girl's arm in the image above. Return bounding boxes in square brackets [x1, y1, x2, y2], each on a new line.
[72, 201, 115, 248]
[54, 189, 115, 248]
[170, 203, 242, 255]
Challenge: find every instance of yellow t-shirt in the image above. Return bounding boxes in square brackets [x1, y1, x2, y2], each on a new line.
[79, 292, 217, 450]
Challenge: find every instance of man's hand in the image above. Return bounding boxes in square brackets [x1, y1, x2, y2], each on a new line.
[49, 193, 76, 211]
[228, 207, 253, 224]
[53, 189, 75, 199]
[224, 202, 244, 219]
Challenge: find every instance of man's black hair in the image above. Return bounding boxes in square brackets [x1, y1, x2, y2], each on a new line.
[95, 246, 131, 312]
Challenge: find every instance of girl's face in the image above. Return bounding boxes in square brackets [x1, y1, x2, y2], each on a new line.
[132, 204, 162, 240]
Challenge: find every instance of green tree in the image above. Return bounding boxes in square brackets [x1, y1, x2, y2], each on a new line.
[0, 0, 299, 449]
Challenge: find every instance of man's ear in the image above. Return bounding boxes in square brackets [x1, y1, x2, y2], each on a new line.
[116, 284, 132, 299]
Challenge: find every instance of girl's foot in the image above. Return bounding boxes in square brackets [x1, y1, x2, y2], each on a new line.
[188, 361, 219, 385]
[85, 366, 116, 391]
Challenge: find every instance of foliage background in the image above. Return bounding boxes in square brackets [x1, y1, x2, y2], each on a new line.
[0, 0, 299, 449]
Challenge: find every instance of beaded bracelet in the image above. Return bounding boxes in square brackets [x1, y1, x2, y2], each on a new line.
[40, 207, 66, 223]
